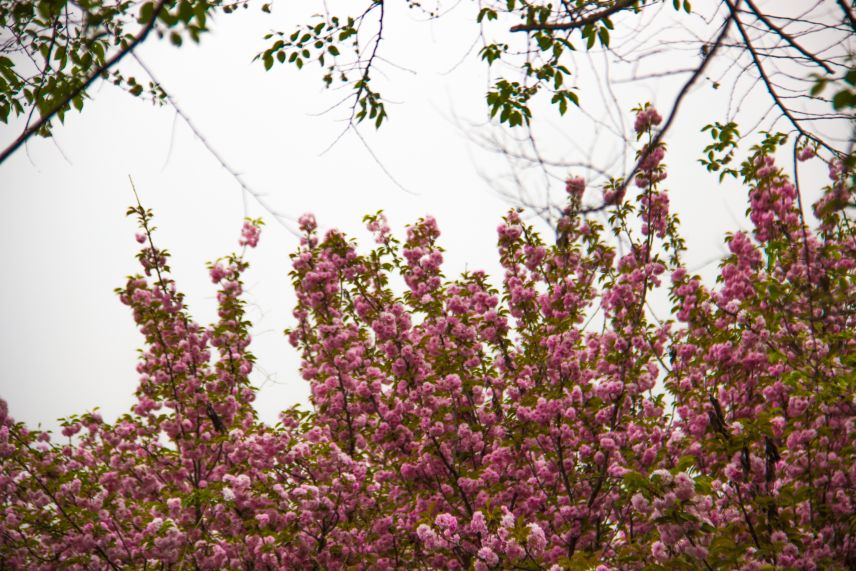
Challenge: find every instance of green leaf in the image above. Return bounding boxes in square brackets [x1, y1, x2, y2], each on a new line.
[567, 90, 579, 107]
[675, 455, 695, 472]
[91, 42, 105, 64]
[477, 8, 497, 22]
[832, 89, 854, 110]
[551, 92, 567, 115]
[178, 1, 193, 23]
[139, 2, 154, 23]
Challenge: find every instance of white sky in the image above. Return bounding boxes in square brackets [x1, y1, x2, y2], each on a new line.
[0, 0, 842, 432]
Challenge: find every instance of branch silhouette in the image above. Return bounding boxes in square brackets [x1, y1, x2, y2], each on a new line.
[0, 0, 168, 166]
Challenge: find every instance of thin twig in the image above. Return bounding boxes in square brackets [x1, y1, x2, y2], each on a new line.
[723, 0, 839, 156]
[132, 53, 302, 237]
[743, 0, 832, 74]
[579, 3, 737, 216]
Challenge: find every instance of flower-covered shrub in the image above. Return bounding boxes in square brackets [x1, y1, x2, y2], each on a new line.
[0, 109, 853, 570]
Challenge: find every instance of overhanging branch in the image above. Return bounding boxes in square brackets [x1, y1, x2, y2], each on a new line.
[724, 0, 839, 156]
[510, 0, 639, 33]
[576, 3, 737, 216]
[836, 0, 856, 32]
[0, 0, 168, 166]
[743, 0, 833, 74]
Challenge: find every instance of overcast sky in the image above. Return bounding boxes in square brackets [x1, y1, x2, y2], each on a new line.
[0, 0, 840, 432]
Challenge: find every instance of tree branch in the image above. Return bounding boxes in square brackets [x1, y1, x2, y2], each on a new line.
[510, 0, 639, 33]
[0, 0, 168, 166]
[576, 2, 737, 216]
[836, 0, 856, 32]
[723, 0, 839, 156]
[743, 0, 832, 74]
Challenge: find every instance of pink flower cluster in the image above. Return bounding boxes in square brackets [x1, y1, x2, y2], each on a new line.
[0, 109, 852, 570]
[565, 176, 585, 197]
[239, 219, 261, 248]
[634, 105, 663, 135]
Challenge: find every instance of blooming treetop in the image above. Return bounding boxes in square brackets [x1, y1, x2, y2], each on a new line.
[0, 107, 854, 570]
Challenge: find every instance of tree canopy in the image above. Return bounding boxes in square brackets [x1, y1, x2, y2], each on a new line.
[2, 0, 854, 166]
[1, 105, 854, 568]
[1, 2, 855, 569]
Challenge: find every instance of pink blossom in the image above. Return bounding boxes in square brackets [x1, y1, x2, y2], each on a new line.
[651, 541, 668, 561]
[798, 146, 815, 161]
[435, 513, 458, 534]
[239, 220, 261, 248]
[634, 105, 663, 134]
[565, 176, 586, 197]
[477, 546, 499, 566]
[2, 106, 852, 570]
[527, 523, 547, 553]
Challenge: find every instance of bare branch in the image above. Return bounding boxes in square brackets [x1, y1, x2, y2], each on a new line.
[743, 0, 833, 74]
[835, 0, 856, 32]
[132, 54, 302, 237]
[580, 3, 737, 216]
[723, 0, 840, 156]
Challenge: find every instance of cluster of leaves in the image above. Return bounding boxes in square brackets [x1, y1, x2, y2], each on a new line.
[256, 6, 390, 128]
[4, 0, 854, 167]
[251, 0, 699, 129]
[0, 106, 853, 569]
[811, 65, 856, 114]
[0, 0, 219, 134]
[699, 121, 740, 181]
[252, 0, 855, 160]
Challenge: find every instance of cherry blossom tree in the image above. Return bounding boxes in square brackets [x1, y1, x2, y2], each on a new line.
[0, 105, 853, 569]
